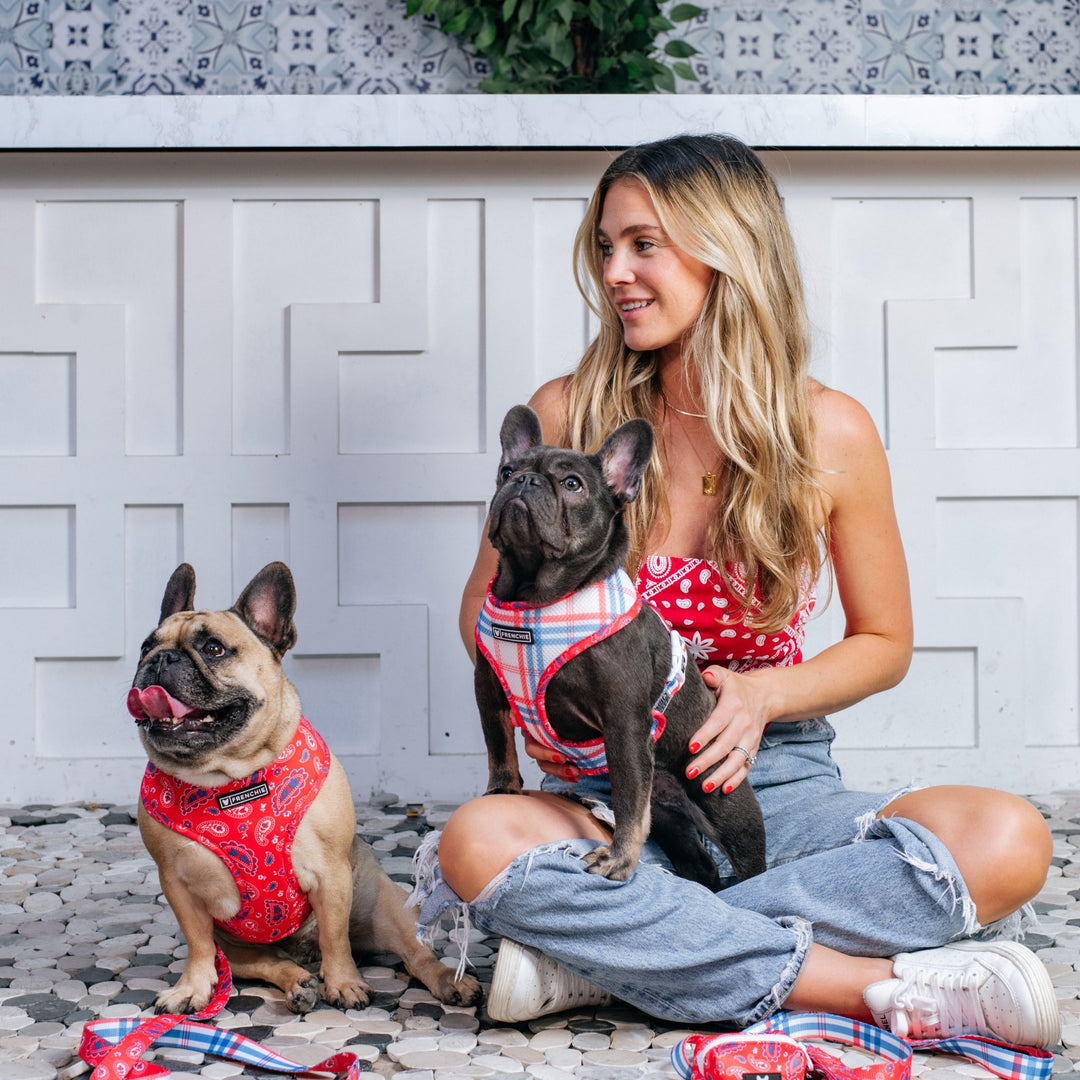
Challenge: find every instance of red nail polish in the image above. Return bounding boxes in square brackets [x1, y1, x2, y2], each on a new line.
[703, 780, 714, 793]
[689, 741, 701, 754]
[686, 766, 698, 779]
[724, 785, 733, 794]
[552, 754, 565, 764]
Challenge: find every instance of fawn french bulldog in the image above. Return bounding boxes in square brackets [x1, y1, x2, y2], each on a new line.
[130, 561, 481, 1013]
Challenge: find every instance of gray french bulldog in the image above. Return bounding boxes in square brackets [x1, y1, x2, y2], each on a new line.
[474, 404, 766, 888]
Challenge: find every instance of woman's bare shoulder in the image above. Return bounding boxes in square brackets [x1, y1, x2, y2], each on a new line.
[808, 379, 885, 471]
[526, 376, 573, 443]
[808, 380, 894, 527]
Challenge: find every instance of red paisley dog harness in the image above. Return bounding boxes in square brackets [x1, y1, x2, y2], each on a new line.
[139, 717, 330, 944]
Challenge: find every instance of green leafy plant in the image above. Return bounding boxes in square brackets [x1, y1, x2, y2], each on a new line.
[405, 0, 705, 93]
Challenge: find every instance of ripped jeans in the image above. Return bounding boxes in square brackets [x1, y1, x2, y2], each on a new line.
[411, 718, 1017, 1026]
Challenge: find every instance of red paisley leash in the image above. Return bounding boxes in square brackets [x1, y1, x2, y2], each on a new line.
[672, 1011, 1053, 1080]
[79, 946, 365, 1079]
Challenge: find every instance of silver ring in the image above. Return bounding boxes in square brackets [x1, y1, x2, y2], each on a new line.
[733, 745, 756, 768]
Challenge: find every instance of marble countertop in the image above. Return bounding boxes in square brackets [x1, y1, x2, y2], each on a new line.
[2, 94, 1079, 150]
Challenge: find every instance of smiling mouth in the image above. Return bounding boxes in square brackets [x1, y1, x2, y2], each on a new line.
[619, 299, 653, 312]
[145, 715, 213, 736]
[128, 685, 210, 730]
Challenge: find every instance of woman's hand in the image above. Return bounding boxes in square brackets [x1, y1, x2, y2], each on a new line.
[686, 667, 771, 794]
[523, 733, 580, 783]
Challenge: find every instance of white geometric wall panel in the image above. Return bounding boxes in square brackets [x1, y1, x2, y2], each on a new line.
[0, 150, 1077, 805]
[795, 151, 1080, 794]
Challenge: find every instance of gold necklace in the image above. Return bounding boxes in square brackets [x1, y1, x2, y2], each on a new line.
[662, 397, 707, 419]
[661, 392, 719, 497]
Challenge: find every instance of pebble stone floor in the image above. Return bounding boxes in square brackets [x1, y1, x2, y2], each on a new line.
[3, 791, 1080, 1080]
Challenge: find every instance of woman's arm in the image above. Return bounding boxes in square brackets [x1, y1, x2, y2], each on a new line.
[459, 538, 498, 665]
[687, 386, 914, 794]
[458, 377, 573, 662]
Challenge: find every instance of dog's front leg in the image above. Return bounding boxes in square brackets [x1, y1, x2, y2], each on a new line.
[476, 656, 523, 795]
[305, 856, 371, 1011]
[153, 858, 229, 1013]
[294, 772, 371, 1011]
[139, 809, 237, 1014]
[582, 706, 654, 882]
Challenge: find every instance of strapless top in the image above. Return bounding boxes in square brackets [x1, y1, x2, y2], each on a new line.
[635, 555, 814, 672]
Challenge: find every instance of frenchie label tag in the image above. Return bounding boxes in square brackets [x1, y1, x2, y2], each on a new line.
[491, 624, 534, 645]
[217, 780, 270, 810]
[743, 1073, 782, 1080]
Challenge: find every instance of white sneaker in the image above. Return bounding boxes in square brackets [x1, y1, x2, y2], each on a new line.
[864, 940, 1061, 1048]
[486, 938, 613, 1022]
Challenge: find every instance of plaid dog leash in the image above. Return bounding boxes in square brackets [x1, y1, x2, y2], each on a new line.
[79, 946, 366, 1079]
[672, 1010, 1054, 1080]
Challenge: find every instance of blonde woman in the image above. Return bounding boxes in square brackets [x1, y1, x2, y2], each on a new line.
[415, 135, 1058, 1042]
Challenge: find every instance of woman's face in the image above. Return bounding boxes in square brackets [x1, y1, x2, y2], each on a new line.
[597, 179, 716, 363]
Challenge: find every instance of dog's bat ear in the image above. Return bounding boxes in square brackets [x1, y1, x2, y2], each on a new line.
[597, 419, 654, 504]
[232, 562, 298, 657]
[498, 405, 544, 464]
[160, 564, 197, 623]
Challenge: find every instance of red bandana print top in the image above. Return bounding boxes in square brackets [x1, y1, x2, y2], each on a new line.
[636, 556, 815, 672]
[140, 716, 330, 944]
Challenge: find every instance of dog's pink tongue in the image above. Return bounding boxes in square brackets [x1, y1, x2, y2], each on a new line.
[127, 685, 199, 721]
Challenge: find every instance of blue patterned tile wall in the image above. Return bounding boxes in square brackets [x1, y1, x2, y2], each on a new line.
[2, 0, 1077, 94]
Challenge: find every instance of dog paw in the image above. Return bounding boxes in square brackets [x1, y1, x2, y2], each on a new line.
[154, 981, 213, 1015]
[321, 976, 371, 1011]
[431, 969, 483, 1007]
[285, 975, 320, 1014]
[582, 844, 636, 882]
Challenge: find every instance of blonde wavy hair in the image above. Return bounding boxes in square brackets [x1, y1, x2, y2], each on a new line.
[563, 134, 824, 632]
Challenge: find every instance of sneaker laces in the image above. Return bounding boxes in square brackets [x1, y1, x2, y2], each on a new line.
[558, 969, 609, 1009]
[536, 957, 609, 1012]
[892, 967, 988, 1038]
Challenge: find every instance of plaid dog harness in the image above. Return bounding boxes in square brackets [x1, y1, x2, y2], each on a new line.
[140, 716, 330, 944]
[476, 568, 688, 775]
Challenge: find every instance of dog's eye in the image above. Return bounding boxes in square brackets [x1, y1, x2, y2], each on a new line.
[499, 465, 515, 481]
[139, 640, 154, 658]
[203, 640, 226, 658]
[562, 476, 583, 492]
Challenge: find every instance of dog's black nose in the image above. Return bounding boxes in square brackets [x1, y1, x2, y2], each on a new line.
[149, 649, 184, 679]
[513, 473, 542, 487]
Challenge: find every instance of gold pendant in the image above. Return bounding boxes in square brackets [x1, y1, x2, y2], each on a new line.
[702, 472, 717, 497]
